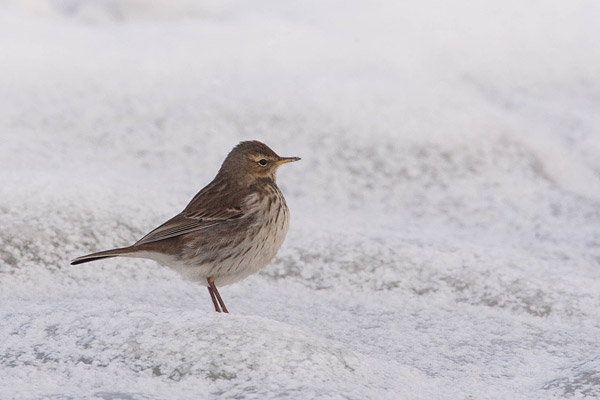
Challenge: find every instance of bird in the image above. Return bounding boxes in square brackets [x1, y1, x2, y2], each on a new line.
[71, 140, 300, 313]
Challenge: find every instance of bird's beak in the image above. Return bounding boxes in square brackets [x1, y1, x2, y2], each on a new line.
[276, 156, 301, 166]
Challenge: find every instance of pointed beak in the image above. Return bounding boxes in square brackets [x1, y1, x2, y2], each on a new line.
[276, 156, 301, 166]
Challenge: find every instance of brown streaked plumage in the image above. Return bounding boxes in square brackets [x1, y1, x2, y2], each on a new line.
[71, 141, 300, 313]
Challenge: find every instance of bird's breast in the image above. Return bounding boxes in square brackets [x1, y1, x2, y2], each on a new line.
[175, 184, 291, 286]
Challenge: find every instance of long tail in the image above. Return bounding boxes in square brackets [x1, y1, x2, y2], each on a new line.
[70, 246, 136, 265]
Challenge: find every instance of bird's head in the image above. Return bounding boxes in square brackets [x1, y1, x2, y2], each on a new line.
[218, 141, 300, 184]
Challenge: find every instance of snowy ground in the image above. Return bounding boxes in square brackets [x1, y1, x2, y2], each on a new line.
[1, 0, 600, 399]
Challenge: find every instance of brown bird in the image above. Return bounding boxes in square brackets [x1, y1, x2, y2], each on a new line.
[71, 141, 300, 313]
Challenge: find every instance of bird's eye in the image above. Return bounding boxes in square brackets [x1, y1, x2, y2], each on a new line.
[258, 159, 268, 166]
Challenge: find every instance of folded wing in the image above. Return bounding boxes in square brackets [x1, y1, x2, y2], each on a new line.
[134, 183, 247, 246]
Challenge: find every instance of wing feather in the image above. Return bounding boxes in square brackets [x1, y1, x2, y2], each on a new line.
[134, 182, 247, 246]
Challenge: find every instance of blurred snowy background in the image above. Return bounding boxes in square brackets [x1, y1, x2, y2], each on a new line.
[1, 0, 600, 398]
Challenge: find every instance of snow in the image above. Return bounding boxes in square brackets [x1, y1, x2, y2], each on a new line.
[1, 0, 600, 398]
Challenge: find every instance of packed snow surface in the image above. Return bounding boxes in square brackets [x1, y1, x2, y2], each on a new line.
[1, 0, 600, 399]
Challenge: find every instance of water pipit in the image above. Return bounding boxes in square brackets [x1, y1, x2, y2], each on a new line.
[71, 140, 300, 313]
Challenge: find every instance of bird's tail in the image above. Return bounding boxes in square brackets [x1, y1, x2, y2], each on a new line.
[70, 246, 136, 265]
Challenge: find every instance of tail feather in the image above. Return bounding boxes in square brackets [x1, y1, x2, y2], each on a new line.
[70, 247, 135, 265]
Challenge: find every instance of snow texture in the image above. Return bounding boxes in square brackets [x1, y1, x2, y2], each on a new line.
[1, 0, 600, 399]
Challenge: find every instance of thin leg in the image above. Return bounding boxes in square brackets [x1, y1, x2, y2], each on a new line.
[207, 277, 229, 313]
[213, 286, 229, 314]
[207, 285, 221, 312]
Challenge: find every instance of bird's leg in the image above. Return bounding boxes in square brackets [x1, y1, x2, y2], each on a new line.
[207, 277, 229, 313]
[207, 284, 221, 312]
[214, 288, 229, 313]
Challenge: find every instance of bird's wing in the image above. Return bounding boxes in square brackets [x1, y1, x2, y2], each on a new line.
[134, 187, 247, 246]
